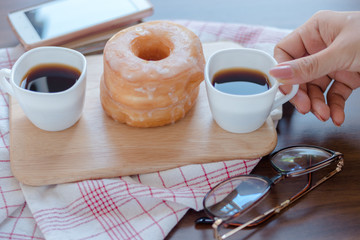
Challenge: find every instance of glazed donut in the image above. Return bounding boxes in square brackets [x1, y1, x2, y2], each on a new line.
[100, 21, 205, 127]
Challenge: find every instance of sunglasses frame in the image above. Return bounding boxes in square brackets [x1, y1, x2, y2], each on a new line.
[202, 145, 344, 240]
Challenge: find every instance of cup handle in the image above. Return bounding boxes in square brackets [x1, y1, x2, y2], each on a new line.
[271, 84, 299, 111]
[0, 69, 14, 96]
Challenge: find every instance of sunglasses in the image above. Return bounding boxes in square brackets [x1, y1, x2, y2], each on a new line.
[198, 145, 344, 240]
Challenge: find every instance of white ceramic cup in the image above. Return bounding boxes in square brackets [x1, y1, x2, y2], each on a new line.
[205, 48, 299, 133]
[0, 46, 87, 131]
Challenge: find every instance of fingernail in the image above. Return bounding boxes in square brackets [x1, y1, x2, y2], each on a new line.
[333, 119, 343, 127]
[269, 64, 294, 81]
[314, 112, 326, 122]
[294, 104, 306, 115]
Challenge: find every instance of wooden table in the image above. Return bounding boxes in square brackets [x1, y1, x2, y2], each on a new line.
[2, 1, 360, 240]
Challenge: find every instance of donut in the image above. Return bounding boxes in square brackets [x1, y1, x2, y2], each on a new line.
[100, 21, 205, 127]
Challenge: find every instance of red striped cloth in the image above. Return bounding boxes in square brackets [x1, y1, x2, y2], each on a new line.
[0, 20, 290, 240]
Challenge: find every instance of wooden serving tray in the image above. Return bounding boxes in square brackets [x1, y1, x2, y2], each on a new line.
[10, 42, 277, 186]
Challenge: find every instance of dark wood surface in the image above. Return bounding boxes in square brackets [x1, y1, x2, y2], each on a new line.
[2, 1, 360, 240]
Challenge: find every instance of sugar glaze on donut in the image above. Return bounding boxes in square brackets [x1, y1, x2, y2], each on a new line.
[100, 21, 205, 127]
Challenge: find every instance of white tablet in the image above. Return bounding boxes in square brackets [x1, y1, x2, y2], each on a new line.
[8, 0, 153, 49]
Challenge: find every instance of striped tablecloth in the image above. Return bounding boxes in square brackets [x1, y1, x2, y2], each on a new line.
[0, 20, 290, 240]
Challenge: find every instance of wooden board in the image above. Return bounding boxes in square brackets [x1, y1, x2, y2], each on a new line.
[10, 42, 277, 186]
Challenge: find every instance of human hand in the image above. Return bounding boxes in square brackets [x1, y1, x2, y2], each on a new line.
[269, 10, 360, 126]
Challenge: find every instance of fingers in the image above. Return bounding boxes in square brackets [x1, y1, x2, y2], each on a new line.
[273, 13, 329, 64]
[307, 79, 331, 122]
[270, 47, 341, 85]
[326, 71, 360, 126]
[327, 83, 348, 126]
[280, 84, 311, 114]
[283, 73, 356, 126]
[270, 11, 346, 85]
[280, 76, 351, 125]
[273, 30, 307, 63]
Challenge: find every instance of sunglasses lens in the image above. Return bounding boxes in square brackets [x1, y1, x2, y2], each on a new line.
[204, 176, 270, 219]
[271, 146, 333, 172]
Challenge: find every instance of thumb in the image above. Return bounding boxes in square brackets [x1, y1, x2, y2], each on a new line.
[270, 47, 340, 84]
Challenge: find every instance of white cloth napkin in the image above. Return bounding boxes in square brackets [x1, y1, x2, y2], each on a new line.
[0, 20, 290, 240]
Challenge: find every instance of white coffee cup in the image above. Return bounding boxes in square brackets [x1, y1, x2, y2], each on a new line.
[0, 46, 87, 131]
[205, 48, 299, 133]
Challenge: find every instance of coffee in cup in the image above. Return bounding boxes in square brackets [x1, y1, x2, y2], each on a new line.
[205, 48, 299, 133]
[0, 46, 87, 131]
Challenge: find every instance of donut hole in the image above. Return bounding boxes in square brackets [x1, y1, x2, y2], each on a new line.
[131, 36, 173, 61]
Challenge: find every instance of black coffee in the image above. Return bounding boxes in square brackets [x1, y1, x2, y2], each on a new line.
[212, 67, 271, 95]
[20, 63, 81, 93]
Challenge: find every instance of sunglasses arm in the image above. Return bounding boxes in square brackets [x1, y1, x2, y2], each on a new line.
[214, 200, 291, 240]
